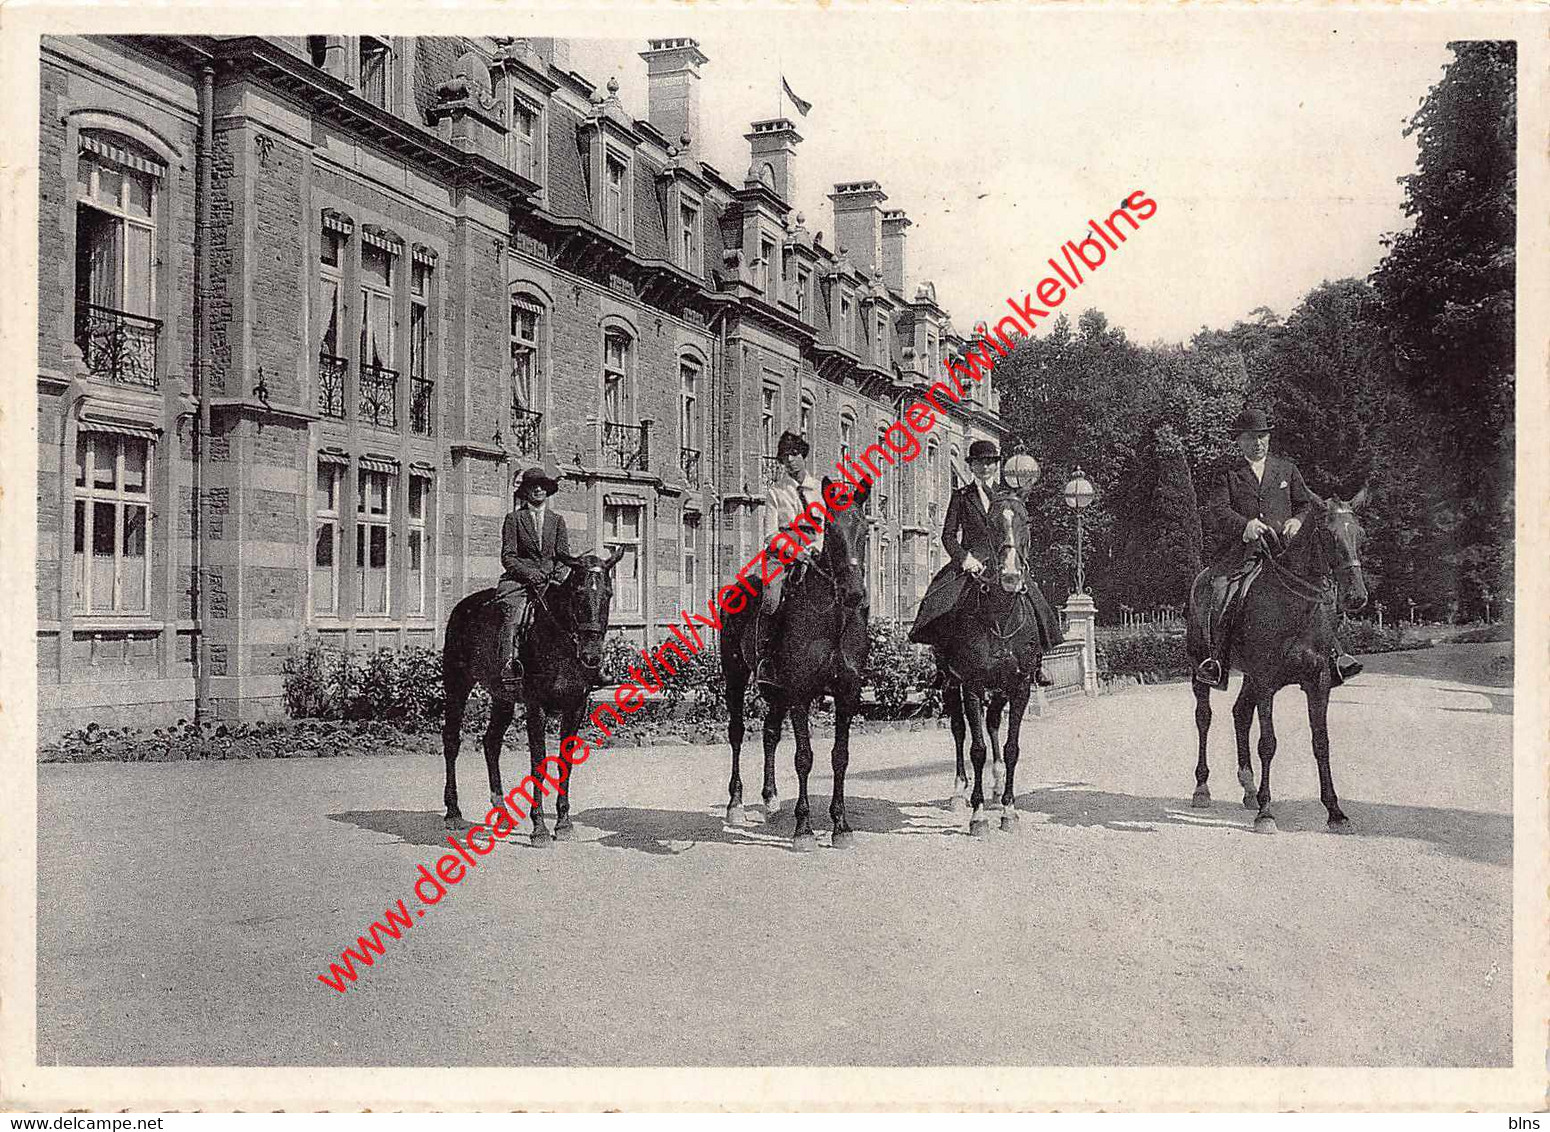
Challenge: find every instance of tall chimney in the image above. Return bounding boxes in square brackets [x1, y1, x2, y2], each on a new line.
[881, 208, 910, 294]
[744, 118, 803, 205]
[527, 38, 571, 74]
[829, 181, 888, 279]
[639, 38, 709, 152]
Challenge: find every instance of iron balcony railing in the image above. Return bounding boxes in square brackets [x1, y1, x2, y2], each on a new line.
[680, 446, 702, 487]
[409, 374, 434, 436]
[509, 403, 543, 458]
[359, 362, 398, 429]
[318, 352, 347, 419]
[602, 420, 649, 472]
[75, 302, 160, 389]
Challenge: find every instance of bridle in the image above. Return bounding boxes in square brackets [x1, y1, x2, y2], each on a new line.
[1262, 505, 1363, 610]
[531, 561, 612, 671]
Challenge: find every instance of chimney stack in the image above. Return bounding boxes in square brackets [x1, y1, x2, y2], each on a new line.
[744, 118, 803, 205]
[829, 181, 888, 279]
[527, 38, 571, 74]
[640, 38, 709, 153]
[881, 209, 910, 295]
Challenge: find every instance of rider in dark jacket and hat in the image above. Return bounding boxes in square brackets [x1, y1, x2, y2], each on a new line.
[910, 439, 1061, 682]
[1194, 408, 1362, 688]
[495, 465, 571, 684]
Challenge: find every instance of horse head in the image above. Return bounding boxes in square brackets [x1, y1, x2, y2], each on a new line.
[1323, 485, 1369, 614]
[820, 475, 871, 609]
[556, 545, 627, 675]
[994, 491, 1031, 596]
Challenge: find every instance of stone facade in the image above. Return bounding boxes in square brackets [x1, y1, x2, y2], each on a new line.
[35, 34, 1007, 734]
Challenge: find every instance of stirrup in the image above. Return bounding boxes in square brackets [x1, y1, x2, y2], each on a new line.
[1331, 653, 1362, 686]
[755, 660, 781, 692]
[1195, 658, 1224, 686]
[1035, 665, 1054, 687]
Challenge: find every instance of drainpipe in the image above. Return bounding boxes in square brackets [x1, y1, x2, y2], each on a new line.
[192, 63, 214, 726]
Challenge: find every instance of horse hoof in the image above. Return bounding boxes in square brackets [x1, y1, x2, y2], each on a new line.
[985, 796, 1002, 811]
[553, 824, 574, 842]
[970, 818, 990, 838]
[444, 813, 462, 829]
[726, 805, 747, 828]
[1000, 811, 1019, 832]
[832, 830, 856, 850]
[1253, 815, 1277, 835]
[792, 831, 817, 852]
[1242, 792, 1258, 811]
[1191, 789, 1211, 809]
[949, 795, 967, 813]
[530, 831, 554, 848]
[765, 796, 782, 819]
[1327, 815, 1351, 832]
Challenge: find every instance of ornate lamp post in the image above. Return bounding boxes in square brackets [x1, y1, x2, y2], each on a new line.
[1063, 465, 1096, 594]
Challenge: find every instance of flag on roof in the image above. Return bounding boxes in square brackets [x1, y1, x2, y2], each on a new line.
[782, 76, 812, 117]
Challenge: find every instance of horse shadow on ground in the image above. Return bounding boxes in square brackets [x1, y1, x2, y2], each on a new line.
[1018, 786, 1511, 868]
[1434, 687, 1514, 716]
[328, 809, 456, 848]
[574, 791, 958, 856]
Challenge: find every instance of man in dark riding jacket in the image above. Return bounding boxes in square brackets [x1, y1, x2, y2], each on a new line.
[909, 439, 1061, 682]
[1195, 408, 1362, 688]
[495, 466, 571, 687]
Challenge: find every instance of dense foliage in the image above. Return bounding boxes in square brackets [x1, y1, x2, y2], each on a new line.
[995, 43, 1515, 623]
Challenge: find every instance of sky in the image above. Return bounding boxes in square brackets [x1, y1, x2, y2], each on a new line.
[564, 13, 1457, 345]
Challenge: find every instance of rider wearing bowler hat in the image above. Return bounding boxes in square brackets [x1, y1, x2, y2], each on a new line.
[1195, 407, 1362, 689]
[495, 465, 571, 686]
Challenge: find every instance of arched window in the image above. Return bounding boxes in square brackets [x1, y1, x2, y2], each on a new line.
[509, 292, 545, 457]
[602, 329, 634, 423]
[839, 410, 856, 463]
[679, 355, 703, 485]
[799, 389, 815, 441]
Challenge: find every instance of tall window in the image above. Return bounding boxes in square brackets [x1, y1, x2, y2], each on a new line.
[359, 240, 396, 427]
[878, 539, 892, 619]
[356, 470, 393, 615]
[409, 259, 432, 435]
[510, 298, 540, 410]
[927, 442, 941, 521]
[318, 226, 343, 359]
[603, 332, 632, 423]
[313, 459, 343, 615]
[72, 432, 150, 613]
[796, 266, 810, 320]
[75, 136, 159, 386]
[876, 313, 889, 365]
[839, 411, 855, 462]
[761, 385, 778, 456]
[760, 236, 777, 301]
[680, 360, 701, 452]
[839, 294, 852, 349]
[358, 37, 391, 109]
[407, 474, 430, 616]
[799, 392, 814, 442]
[926, 331, 939, 378]
[604, 503, 643, 617]
[605, 154, 628, 236]
[679, 200, 699, 272]
[681, 511, 701, 609]
[511, 100, 537, 180]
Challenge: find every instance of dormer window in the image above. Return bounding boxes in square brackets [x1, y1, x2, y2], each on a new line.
[797, 266, 810, 320]
[358, 37, 392, 109]
[876, 312, 889, 365]
[679, 199, 700, 274]
[605, 153, 629, 237]
[926, 331, 939, 378]
[839, 293, 852, 349]
[759, 236, 777, 301]
[511, 100, 538, 181]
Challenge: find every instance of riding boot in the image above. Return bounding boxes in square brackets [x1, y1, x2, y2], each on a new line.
[1195, 579, 1230, 688]
[496, 606, 524, 688]
[755, 607, 781, 693]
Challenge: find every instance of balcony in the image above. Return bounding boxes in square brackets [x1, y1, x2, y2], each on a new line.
[317, 353, 347, 418]
[761, 454, 783, 485]
[409, 374, 434, 436]
[509, 403, 542, 458]
[679, 446, 702, 487]
[602, 420, 649, 472]
[359, 362, 398, 429]
[75, 303, 160, 389]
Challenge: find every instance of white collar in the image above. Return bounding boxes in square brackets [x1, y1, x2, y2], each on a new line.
[1247, 457, 1267, 481]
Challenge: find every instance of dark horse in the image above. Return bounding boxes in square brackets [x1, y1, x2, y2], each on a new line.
[1185, 489, 1368, 832]
[936, 491, 1045, 837]
[441, 548, 624, 845]
[720, 477, 872, 850]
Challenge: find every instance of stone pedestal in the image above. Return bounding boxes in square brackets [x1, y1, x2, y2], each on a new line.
[1063, 591, 1098, 695]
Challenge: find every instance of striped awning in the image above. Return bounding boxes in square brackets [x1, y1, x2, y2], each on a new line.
[359, 454, 400, 475]
[317, 448, 350, 466]
[412, 244, 438, 267]
[409, 461, 436, 476]
[322, 210, 354, 236]
[511, 294, 546, 315]
[78, 418, 160, 441]
[361, 226, 404, 256]
[603, 493, 642, 507]
[79, 133, 166, 179]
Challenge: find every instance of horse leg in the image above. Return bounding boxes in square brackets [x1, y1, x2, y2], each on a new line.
[830, 696, 855, 849]
[790, 701, 816, 852]
[442, 669, 472, 827]
[965, 690, 991, 837]
[524, 698, 553, 847]
[945, 681, 969, 810]
[762, 698, 787, 820]
[1192, 680, 1213, 808]
[1307, 683, 1349, 829]
[1252, 685, 1279, 833]
[999, 681, 1031, 832]
[551, 703, 584, 841]
[985, 689, 1006, 810]
[1231, 682, 1257, 809]
[483, 694, 514, 806]
[726, 660, 748, 826]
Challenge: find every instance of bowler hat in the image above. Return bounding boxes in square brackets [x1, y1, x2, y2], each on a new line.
[1229, 407, 1273, 434]
[516, 465, 560, 496]
[967, 439, 1001, 463]
[776, 430, 809, 458]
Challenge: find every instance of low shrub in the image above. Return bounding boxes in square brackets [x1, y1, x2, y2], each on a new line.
[862, 621, 941, 717]
[1452, 621, 1512, 644]
[1338, 619, 1428, 655]
[1096, 629, 1191, 681]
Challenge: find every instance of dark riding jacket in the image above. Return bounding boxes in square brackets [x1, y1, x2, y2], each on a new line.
[1204, 455, 1316, 567]
[500, 506, 570, 587]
